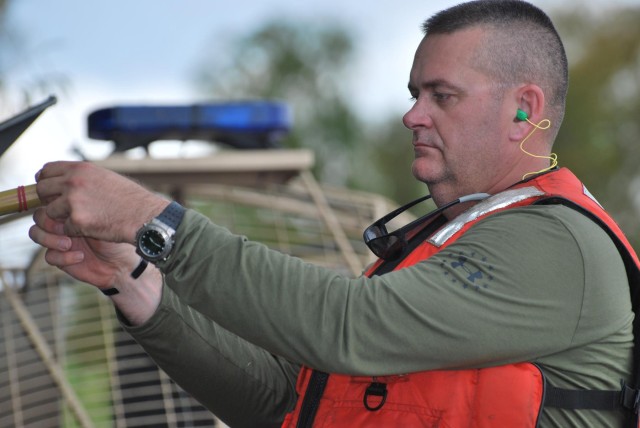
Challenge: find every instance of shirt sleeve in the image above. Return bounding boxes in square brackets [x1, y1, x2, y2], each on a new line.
[155, 204, 631, 376]
[119, 284, 300, 428]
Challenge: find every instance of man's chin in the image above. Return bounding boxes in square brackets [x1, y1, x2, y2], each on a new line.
[411, 161, 442, 185]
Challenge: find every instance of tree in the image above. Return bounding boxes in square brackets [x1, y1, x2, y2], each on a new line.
[348, 115, 427, 205]
[553, 6, 640, 249]
[193, 19, 364, 185]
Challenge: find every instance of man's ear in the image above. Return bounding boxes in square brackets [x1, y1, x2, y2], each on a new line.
[509, 84, 546, 141]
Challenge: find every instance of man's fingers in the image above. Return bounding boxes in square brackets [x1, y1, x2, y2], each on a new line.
[29, 224, 72, 252]
[43, 248, 84, 268]
[30, 207, 74, 251]
[43, 196, 72, 222]
[36, 161, 74, 181]
[34, 161, 67, 201]
[32, 207, 66, 235]
[35, 174, 67, 206]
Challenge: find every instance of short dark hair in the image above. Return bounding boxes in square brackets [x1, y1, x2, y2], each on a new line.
[423, 0, 568, 136]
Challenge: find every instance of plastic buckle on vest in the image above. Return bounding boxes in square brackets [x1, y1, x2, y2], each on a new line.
[363, 382, 387, 411]
[620, 381, 640, 413]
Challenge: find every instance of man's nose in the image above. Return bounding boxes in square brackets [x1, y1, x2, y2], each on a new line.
[402, 99, 433, 130]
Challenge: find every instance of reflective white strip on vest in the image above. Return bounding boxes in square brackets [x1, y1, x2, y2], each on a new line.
[427, 187, 546, 247]
[582, 184, 603, 208]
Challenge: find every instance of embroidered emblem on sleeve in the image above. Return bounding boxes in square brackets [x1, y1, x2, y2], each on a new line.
[441, 251, 495, 291]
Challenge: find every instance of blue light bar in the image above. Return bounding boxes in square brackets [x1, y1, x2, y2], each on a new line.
[87, 101, 292, 152]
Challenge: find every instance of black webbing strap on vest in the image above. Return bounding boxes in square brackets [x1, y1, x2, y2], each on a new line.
[295, 370, 329, 428]
[535, 198, 640, 426]
[294, 216, 448, 428]
[544, 382, 639, 411]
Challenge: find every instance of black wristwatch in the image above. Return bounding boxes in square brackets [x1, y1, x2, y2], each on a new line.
[135, 201, 186, 264]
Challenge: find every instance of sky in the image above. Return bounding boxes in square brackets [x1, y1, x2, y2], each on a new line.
[0, 0, 638, 267]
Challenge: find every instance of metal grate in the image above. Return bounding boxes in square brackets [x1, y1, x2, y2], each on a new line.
[0, 156, 408, 427]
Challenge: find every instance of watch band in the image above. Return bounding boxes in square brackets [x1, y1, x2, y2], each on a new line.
[157, 201, 186, 231]
[130, 258, 149, 279]
[102, 258, 148, 297]
[101, 287, 119, 296]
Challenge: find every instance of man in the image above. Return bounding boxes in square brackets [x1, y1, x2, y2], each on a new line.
[29, 1, 640, 427]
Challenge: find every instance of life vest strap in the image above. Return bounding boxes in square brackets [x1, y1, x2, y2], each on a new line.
[544, 381, 640, 412]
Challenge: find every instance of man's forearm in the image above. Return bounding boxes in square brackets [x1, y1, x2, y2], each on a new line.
[119, 284, 300, 427]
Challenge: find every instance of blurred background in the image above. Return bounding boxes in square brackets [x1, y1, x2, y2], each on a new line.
[0, 1, 638, 427]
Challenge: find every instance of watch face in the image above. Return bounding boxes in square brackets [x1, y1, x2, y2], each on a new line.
[140, 229, 168, 259]
[136, 217, 177, 263]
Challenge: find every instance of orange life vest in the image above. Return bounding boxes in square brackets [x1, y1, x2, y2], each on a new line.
[282, 168, 640, 428]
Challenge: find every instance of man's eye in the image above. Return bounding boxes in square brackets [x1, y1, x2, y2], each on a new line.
[433, 92, 451, 103]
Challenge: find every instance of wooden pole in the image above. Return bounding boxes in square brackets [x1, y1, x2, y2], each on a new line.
[299, 171, 363, 276]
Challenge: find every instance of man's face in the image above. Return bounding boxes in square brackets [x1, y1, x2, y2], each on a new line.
[404, 27, 511, 201]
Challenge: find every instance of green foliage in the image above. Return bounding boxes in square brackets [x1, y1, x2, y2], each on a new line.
[553, 6, 640, 249]
[349, 115, 428, 205]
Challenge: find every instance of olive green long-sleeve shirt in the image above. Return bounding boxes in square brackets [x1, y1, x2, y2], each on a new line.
[122, 204, 633, 428]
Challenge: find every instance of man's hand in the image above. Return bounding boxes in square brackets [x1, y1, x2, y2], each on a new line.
[29, 207, 138, 289]
[35, 161, 169, 244]
[29, 206, 163, 325]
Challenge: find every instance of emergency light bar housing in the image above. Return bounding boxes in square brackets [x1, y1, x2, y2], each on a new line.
[87, 101, 292, 152]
